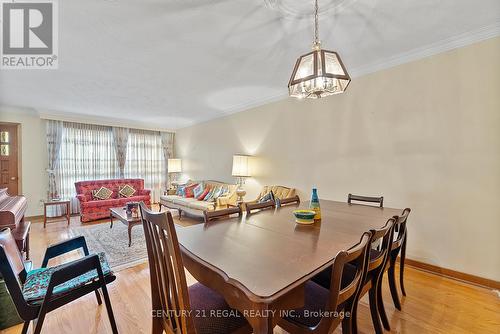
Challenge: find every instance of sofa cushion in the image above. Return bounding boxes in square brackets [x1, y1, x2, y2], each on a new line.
[188, 200, 215, 211]
[160, 195, 180, 203]
[81, 198, 122, 208]
[173, 197, 199, 206]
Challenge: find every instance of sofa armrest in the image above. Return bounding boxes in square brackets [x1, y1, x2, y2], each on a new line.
[76, 194, 87, 203]
[137, 189, 151, 196]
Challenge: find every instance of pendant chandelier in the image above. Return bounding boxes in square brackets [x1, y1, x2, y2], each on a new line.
[288, 0, 351, 99]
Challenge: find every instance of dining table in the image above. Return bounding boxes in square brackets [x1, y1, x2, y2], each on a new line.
[176, 199, 403, 334]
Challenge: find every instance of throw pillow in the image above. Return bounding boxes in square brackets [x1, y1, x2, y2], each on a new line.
[184, 183, 198, 198]
[176, 185, 186, 197]
[203, 188, 215, 201]
[193, 183, 204, 199]
[197, 188, 210, 200]
[92, 187, 113, 200]
[258, 191, 275, 203]
[119, 184, 136, 198]
[211, 186, 223, 199]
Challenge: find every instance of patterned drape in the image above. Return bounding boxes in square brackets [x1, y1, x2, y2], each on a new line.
[112, 127, 129, 178]
[161, 132, 175, 189]
[46, 120, 63, 199]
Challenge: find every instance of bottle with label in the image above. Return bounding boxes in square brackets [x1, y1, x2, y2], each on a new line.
[310, 188, 321, 222]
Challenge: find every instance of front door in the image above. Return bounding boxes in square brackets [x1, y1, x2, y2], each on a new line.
[0, 123, 19, 195]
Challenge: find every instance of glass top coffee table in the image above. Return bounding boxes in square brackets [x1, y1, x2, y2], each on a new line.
[109, 207, 142, 247]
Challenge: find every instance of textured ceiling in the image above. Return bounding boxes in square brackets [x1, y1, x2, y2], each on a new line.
[1, 0, 499, 129]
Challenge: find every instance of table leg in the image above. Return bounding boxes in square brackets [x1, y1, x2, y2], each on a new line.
[66, 202, 71, 226]
[248, 305, 275, 334]
[43, 204, 47, 228]
[110, 214, 113, 229]
[128, 225, 132, 247]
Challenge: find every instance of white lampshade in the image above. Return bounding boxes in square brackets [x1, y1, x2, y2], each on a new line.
[232, 155, 251, 177]
[168, 159, 182, 173]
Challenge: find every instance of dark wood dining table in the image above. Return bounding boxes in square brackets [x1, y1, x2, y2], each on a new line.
[176, 200, 402, 334]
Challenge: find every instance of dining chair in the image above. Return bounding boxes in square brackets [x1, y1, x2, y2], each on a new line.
[245, 200, 276, 215]
[347, 194, 384, 208]
[0, 228, 117, 334]
[386, 208, 411, 312]
[277, 231, 372, 334]
[203, 206, 242, 223]
[312, 218, 396, 334]
[278, 195, 301, 207]
[139, 203, 252, 334]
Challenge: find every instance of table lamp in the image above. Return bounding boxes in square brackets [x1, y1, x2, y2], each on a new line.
[232, 155, 251, 202]
[168, 158, 182, 189]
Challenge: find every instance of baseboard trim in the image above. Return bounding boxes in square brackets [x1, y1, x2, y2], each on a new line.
[404, 258, 500, 290]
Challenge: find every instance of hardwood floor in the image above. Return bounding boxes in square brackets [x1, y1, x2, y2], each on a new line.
[2, 213, 499, 334]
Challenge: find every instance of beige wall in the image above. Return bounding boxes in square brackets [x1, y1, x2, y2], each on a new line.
[0, 106, 47, 216]
[176, 37, 500, 281]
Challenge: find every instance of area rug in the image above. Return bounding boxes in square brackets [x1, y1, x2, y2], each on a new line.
[70, 222, 149, 272]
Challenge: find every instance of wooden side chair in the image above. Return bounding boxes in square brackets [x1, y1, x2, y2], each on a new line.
[347, 194, 384, 208]
[277, 232, 372, 334]
[386, 208, 411, 312]
[278, 195, 301, 207]
[312, 219, 396, 334]
[245, 200, 275, 215]
[0, 228, 117, 334]
[139, 203, 252, 334]
[203, 205, 242, 223]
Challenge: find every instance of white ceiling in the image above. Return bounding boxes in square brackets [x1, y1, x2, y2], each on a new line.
[1, 0, 499, 129]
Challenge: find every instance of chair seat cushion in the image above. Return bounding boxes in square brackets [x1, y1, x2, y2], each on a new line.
[284, 281, 329, 328]
[189, 283, 249, 334]
[22, 252, 111, 303]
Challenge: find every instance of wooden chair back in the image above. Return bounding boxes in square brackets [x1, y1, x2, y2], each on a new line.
[368, 218, 396, 273]
[139, 203, 196, 334]
[278, 195, 300, 207]
[204, 206, 242, 222]
[392, 208, 411, 250]
[311, 232, 371, 333]
[245, 200, 276, 215]
[348, 193, 384, 207]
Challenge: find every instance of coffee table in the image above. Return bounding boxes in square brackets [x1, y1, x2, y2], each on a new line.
[109, 207, 142, 247]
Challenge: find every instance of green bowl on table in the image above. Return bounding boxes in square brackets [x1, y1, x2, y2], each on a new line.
[293, 210, 316, 225]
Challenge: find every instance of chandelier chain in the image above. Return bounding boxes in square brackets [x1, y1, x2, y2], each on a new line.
[314, 0, 319, 45]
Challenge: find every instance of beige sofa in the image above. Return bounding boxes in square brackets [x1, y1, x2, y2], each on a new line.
[159, 180, 238, 219]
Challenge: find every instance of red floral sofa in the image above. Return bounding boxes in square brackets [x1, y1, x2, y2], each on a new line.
[75, 179, 151, 223]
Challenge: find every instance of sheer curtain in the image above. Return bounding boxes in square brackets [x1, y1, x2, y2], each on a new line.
[55, 122, 117, 214]
[124, 129, 166, 202]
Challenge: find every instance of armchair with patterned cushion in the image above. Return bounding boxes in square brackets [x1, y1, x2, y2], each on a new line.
[243, 185, 297, 214]
[0, 228, 117, 334]
[246, 185, 296, 205]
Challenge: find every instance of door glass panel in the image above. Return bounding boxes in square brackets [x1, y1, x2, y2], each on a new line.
[0, 144, 9, 156]
[0, 131, 9, 143]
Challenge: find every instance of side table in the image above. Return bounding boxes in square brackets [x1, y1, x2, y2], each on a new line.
[43, 199, 71, 228]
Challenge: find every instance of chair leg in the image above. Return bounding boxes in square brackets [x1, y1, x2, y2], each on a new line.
[368, 286, 384, 334]
[377, 273, 391, 331]
[21, 321, 30, 334]
[33, 311, 48, 334]
[341, 300, 354, 334]
[158, 203, 162, 212]
[400, 234, 408, 296]
[388, 252, 402, 311]
[95, 289, 102, 305]
[100, 285, 118, 334]
[350, 296, 359, 334]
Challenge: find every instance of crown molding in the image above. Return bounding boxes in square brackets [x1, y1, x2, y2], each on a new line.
[349, 21, 500, 78]
[202, 22, 500, 127]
